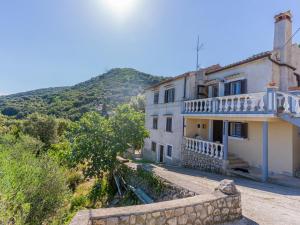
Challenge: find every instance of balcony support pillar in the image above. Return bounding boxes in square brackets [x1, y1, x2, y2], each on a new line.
[222, 120, 229, 161]
[262, 121, 269, 182]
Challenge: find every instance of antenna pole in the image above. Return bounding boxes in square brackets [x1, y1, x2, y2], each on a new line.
[196, 35, 199, 71]
[196, 36, 203, 71]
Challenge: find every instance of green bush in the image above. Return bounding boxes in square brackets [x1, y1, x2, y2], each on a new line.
[70, 196, 87, 212]
[0, 134, 69, 225]
[67, 170, 84, 192]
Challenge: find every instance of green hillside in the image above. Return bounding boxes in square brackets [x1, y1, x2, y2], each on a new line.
[0, 68, 165, 120]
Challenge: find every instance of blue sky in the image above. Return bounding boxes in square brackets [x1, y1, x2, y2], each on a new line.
[0, 0, 300, 94]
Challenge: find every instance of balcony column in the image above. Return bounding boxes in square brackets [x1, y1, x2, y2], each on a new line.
[262, 121, 269, 182]
[267, 86, 278, 113]
[208, 120, 213, 142]
[223, 120, 229, 160]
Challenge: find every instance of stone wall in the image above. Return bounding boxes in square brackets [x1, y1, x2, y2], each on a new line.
[70, 180, 242, 225]
[182, 148, 225, 174]
[121, 163, 197, 202]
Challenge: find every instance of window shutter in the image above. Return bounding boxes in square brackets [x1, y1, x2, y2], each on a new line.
[171, 88, 175, 102]
[224, 83, 230, 96]
[241, 79, 247, 94]
[164, 90, 168, 103]
[241, 123, 248, 138]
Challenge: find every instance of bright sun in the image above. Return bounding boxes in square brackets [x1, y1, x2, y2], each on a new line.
[101, 0, 138, 19]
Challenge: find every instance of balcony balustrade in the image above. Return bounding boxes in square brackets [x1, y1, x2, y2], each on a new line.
[184, 137, 224, 160]
[184, 92, 266, 114]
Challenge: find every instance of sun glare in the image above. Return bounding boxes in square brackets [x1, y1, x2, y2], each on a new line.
[100, 0, 138, 19]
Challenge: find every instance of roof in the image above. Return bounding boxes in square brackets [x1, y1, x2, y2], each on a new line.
[205, 51, 272, 75]
[145, 72, 193, 90]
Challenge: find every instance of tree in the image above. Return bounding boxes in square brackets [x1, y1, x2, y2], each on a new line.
[69, 112, 118, 178]
[110, 104, 149, 151]
[0, 134, 69, 225]
[23, 113, 58, 148]
[129, 94, 146, 112]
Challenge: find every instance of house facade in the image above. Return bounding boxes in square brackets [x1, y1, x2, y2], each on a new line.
[143, 11, 300, 181]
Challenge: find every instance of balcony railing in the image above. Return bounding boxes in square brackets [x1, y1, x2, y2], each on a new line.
[184, 92, 266, 114]
[184, 137, 224, 160]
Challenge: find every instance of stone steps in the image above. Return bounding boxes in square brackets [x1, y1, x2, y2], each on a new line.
[228, 153, 249, 170]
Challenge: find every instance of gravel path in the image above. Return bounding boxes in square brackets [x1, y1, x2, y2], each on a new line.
[143, 164, 300, 225]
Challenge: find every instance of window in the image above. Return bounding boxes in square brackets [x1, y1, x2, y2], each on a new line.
[152, 117, 158, 129]
[153, 92, 159, 104]
[197, 85, 206, 98]
[166, 145, 172, 158]
[229, 122, 248, 138]
[166, 117, 172, 132]
[164, 88, 175, 103]
[225, 79, 247, 96]
[151, 141, 156, 152]
[212, 85, 219, 97]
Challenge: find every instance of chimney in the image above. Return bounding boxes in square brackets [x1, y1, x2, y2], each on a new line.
[273, 10, 292, 64]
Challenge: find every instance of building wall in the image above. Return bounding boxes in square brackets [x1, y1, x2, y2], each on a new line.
[204, 58, 273, 93]
[185, 118, 209, 139]
[292, 44, 300, 75]
[229, 120, 294, 175]
[144, 75, 196, 164]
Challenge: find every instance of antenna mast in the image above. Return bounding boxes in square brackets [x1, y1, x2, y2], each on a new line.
[196, 35, 204, 71]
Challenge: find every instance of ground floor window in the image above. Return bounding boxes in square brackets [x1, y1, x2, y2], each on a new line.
[151, 141, 156, 152]
[229, 122, 248, 138]
[152, 117, 158, 129]
[166, 145, 172, 158]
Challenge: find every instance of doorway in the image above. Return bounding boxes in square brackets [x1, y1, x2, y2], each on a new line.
[159, 145, 164, 163]
[213, 120, 223, 143]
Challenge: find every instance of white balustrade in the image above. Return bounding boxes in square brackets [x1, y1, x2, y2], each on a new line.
[277, 92, 300, 115]
[184, 137, 224, 160]
[184, 92, 266, 114]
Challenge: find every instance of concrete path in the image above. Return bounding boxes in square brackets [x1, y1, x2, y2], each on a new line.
[143, 164, 300, 225]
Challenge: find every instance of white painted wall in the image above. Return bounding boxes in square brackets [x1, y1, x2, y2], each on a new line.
[203, 58, 273, 94]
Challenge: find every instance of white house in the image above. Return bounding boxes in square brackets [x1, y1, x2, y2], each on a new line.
[143, 11, 300, 181]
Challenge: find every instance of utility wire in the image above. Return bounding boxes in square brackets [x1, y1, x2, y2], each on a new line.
[281, 27, 300, 49]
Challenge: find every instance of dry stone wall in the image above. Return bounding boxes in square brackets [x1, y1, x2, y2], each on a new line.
[182, 148, 225, 174]
[70, 180, 242, 225]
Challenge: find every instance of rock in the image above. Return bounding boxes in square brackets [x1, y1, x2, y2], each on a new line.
[167, 217, 177, 225]
[217, 179, 238, 195]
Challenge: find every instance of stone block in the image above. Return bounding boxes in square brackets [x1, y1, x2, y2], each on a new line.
[178, 214, 188, 225]
[166, 217, 177, 225]
[217, 179, 238, 195]
[174, 207, 185, 217]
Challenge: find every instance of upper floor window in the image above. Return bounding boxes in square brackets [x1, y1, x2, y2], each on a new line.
[229, 122, 248, 138]
[153, 92, 159, 104]
[166, 117, 172, 132]
[151, 141, 157, 152]
[197, 85, 207, 98]
[152, 117, 158, 129]
[166, 145, 172, 158]
[225, 79, 247, 96]
[164, 88, 175, 103]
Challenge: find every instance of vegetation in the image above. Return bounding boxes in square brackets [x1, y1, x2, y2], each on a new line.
[0, 68, 165, 120]
[0, 99, 149, 224]
[0, 68, 159, 224]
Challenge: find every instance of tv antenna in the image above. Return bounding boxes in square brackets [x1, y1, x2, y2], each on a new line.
[196, 35, 204, 71]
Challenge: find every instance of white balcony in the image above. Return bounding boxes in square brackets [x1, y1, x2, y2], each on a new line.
[184, 137, 224, 160]
[184, 92, 266, 114]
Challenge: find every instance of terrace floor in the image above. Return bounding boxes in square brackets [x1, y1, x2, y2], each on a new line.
[140, 164, 300, 225]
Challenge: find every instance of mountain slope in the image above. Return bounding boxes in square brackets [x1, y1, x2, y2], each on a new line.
[0, 68, 165, 120]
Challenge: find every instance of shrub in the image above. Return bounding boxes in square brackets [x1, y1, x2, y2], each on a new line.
[0, 135, 69, 225]
[70, 195, 87, 212]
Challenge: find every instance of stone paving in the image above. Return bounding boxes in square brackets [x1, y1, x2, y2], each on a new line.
[142, 164, 300, 225]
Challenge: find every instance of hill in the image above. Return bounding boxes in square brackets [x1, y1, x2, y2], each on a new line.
[0, 68, 165, 120]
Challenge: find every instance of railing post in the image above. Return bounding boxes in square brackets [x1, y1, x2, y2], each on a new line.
[267, 86, 278, 113]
